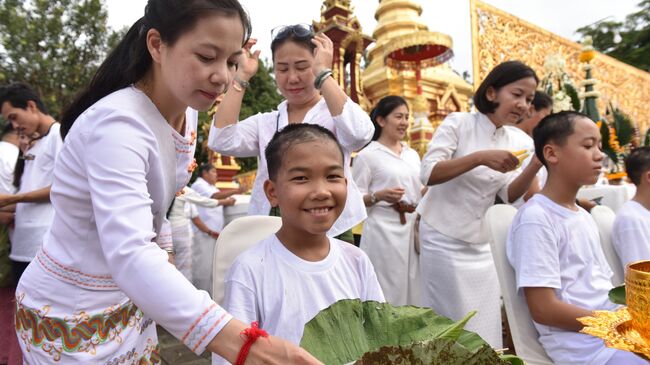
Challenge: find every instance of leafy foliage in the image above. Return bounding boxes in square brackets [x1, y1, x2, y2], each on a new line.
[300, 299, 520, 365]
[0, 0, 123, 118]
[576, 0, 650, 72]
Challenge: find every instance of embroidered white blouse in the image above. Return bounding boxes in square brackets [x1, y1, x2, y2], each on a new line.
[17, 87, 230, 355]
[209, 97, 373, 236]
[417, 112, 530, 244]
[352, 141, 422, 206]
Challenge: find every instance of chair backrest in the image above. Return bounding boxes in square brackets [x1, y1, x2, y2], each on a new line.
[212, 215, 283, 304]
[484, 205, 554, 365]
[591, 205, 624, 286]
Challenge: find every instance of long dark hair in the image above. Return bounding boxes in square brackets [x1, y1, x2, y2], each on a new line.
[369, 95, 408, 141]
[60, 0, 252, 139]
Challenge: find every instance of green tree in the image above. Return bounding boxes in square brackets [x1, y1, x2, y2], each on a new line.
[0, 0, 120, 118]
[576, 0, 650, 72]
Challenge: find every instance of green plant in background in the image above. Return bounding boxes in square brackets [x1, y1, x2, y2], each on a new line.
[0, 0, 123, 118]
[644, 128, 650, 146]
[300, 299, 522, 365]
[540, 54, 581, 113]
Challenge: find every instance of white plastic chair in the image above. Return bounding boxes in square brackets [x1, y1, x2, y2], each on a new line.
[484, 205, 554, 365]
[211, 215, 282, 304]
[591, 205, 624, 286]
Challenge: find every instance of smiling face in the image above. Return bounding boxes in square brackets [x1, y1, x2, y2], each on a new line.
[154, 13, 244, 112]
[273, 41, 319, 106]
[546, 116, 603, 186]
[377, 104, 410, 142]
[486, 76, 537, 126]
[264, 138, 347, 238]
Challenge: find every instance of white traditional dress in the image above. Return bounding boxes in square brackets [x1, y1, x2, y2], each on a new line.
[169, 187, 220, 282]
[209, 98, 373, 236]
[416, 111, 529, 348]
[352, 141, 422, 306]
[15, 87, 231, 364]
[190, 177, 224, 294]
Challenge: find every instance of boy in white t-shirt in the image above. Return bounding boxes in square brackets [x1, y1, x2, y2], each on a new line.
[0, 83, 62, 284]
[213, 124, 384, 364]
[612, 147, 650, 267]
[507, 111, 646, 365]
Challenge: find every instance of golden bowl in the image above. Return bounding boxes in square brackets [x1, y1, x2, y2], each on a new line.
[626, 260, 650, 343]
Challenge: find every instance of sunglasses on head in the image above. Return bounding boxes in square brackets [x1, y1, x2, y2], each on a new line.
[271, 23, 314, 41]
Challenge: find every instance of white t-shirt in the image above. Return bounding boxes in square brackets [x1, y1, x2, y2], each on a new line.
[209, 97, 372, 236]
[507, 194, 618, 365]
[612, 200, 650, 267]
[11, 123, 62, 262]
[191, 177, 225, 232]
[213, 234, 385, 364]
[0, 141, 19, 194]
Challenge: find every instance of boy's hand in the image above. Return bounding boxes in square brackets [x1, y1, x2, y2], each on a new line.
[476, 150, 519, 173]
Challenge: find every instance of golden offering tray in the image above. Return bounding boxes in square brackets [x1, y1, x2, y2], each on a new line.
[579, 307, 650, 361]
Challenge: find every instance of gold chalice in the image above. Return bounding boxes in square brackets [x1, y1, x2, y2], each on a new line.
[626, 260, 650, 343]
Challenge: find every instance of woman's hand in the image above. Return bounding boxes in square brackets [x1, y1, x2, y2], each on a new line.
[209, 319, 323, 365]
[237, 38, 261, 81]
[375, 188, 405, 204]
[311, 33, 333, 76]
[220, 197, 236, 207]
[475, 150, 519, 173]
[245, 335, 323, 365]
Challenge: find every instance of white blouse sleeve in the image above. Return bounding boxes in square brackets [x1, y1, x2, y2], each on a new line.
[351, 151, 372, 195]
[85, 116, 232, 355]
[420, 114, 460, 185]
[182, 186, 220, 208]
[331, 98, 374, 151]
[208, 113, 262, 157]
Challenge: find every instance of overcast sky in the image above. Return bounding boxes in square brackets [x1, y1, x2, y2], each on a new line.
[106, 0, 641, 82]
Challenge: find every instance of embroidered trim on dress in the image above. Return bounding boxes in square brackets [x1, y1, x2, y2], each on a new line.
[36, 248, 118, 290]
[15, 297, 145, 360]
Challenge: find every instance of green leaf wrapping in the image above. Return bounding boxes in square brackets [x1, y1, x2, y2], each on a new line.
[300, 299, 515, 365]
[353, 338, 506, 365]
[609, 285, 627, 305]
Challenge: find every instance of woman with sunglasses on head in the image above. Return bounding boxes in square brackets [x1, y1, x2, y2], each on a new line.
[209, 24, 373, 243]
[13, 1, 321, 364]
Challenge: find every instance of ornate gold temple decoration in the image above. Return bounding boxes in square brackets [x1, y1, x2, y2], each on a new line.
[579, 308, 650, 361]
[363, 0, 473, 156]
[314, 0, 374, 109]
[470, 0, 650, 134]
[204, 99, 242, 190]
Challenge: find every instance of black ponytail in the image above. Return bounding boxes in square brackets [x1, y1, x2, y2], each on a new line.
[60, 0, 251, 139]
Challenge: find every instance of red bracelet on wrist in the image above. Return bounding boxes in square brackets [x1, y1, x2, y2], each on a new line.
[235, 321, 268, 365]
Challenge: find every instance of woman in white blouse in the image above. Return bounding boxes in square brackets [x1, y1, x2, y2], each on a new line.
[14, 1, 320, 364]
[417, 61, 543, 348]
[209, 24, 373, 242]
[352, 96, 422, 306]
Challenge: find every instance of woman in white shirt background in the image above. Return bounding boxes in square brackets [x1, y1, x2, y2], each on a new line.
[352, 95, 422, 306]
[417, 61, 543, 348]
[13, 0, 320, 363]
[209, 23, 374, 243]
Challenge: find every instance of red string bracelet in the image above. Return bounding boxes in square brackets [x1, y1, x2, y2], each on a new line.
[235, 321, 268, 365]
